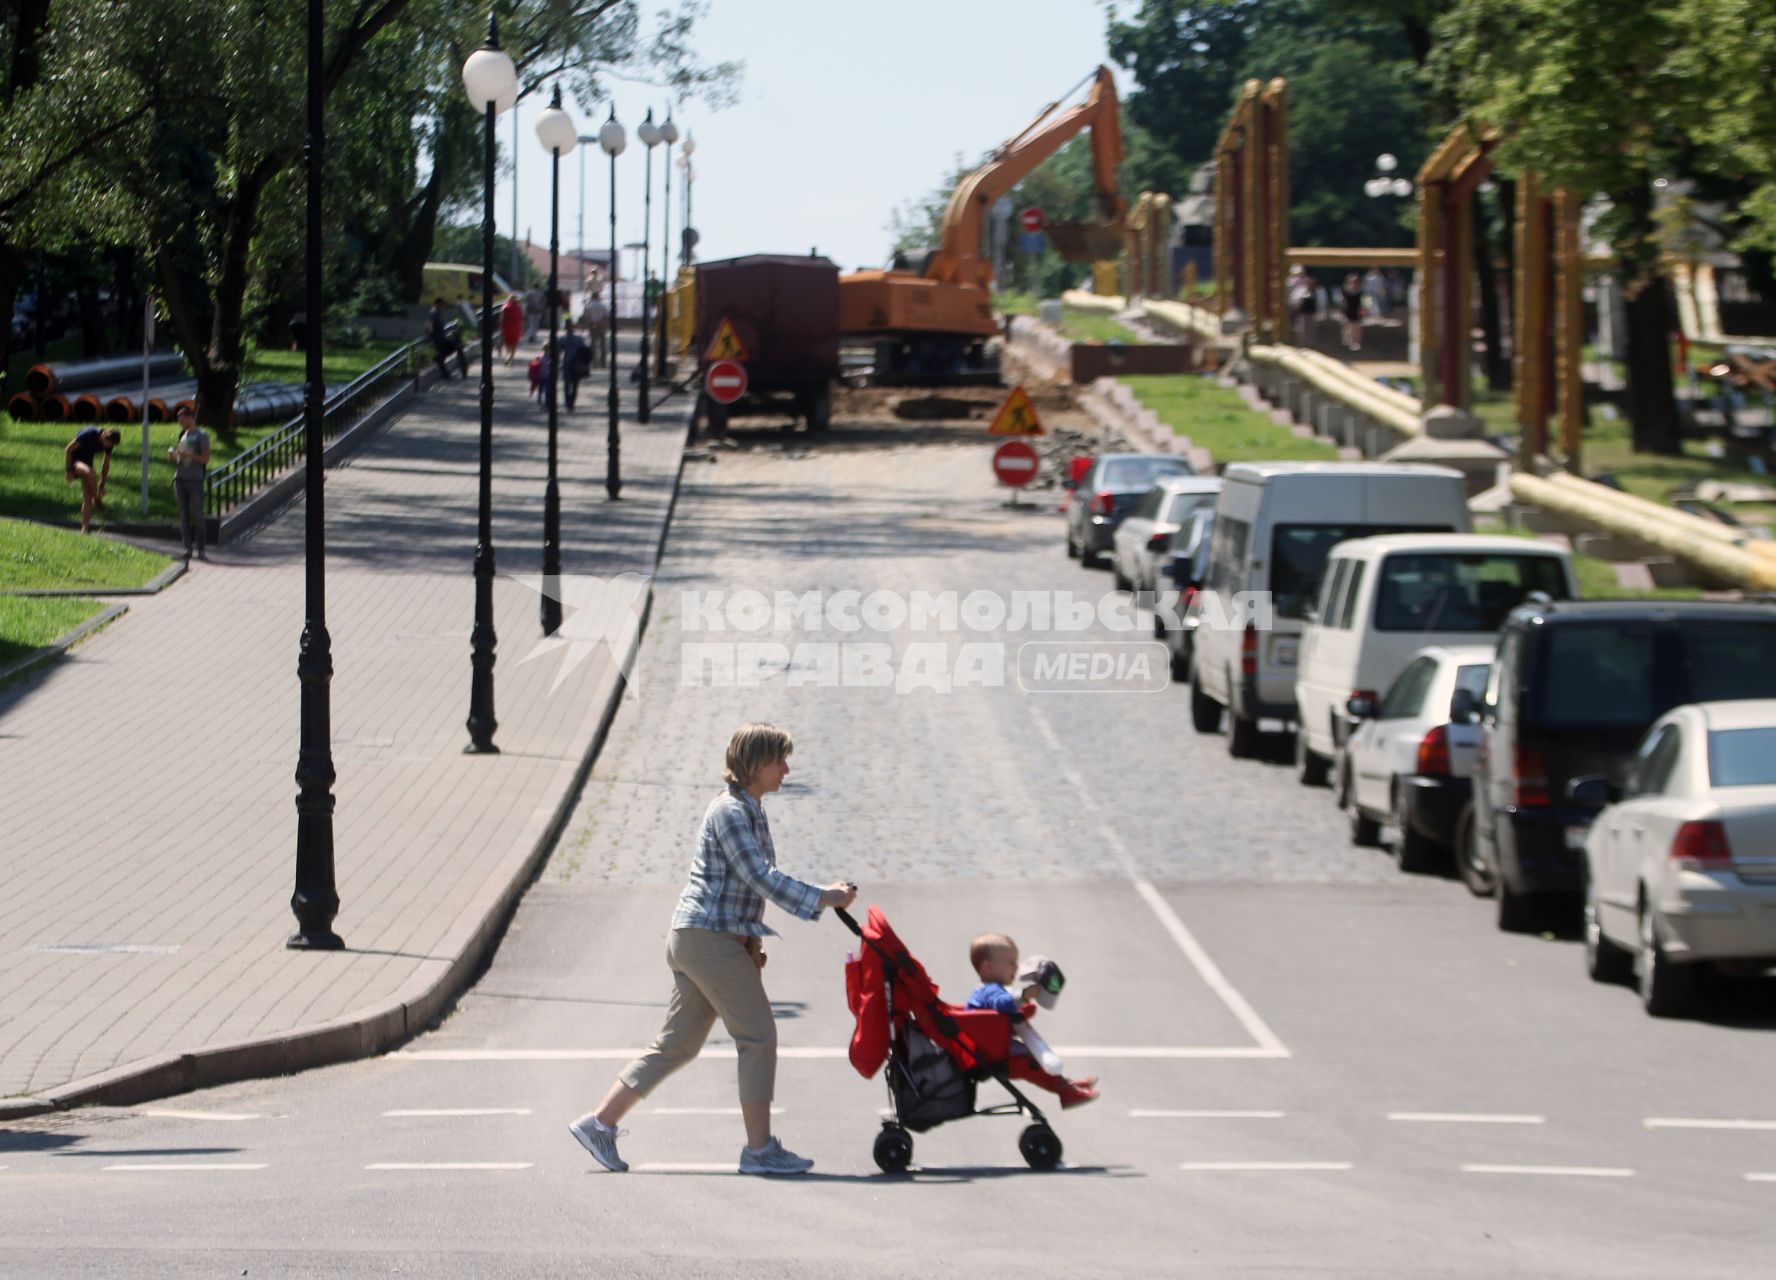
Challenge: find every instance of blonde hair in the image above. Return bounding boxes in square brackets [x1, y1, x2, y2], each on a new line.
[969, 932, 1016, 975]
[724, 722, 794, 789]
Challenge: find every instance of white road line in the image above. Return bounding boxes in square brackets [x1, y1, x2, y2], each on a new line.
[395, 1046, 1276, 1062]
[1744, 1173, 1776, 1183]
[1646, 1118, 1776, 1132]
[382, 1108, 533, 1117]
[630, 1162, 735, 1174]
[135, 1109, 262, 1122]
[365, 1162, 532, 1171]
[104, 1163, 267, 1172]
[646, 1106, 784, 1116]
[1461, 1164, 1633, 1178]
[1388, 1112, 1545, 1125]
[1178, 1161, 1352, 1172]
[1131, 1109, 1285, 1119]
[1027, 705, 1291, 1060]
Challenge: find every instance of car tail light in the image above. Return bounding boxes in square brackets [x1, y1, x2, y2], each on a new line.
[1240, 623, 1257, 677]
[1416, 725, 1451, 777]
[1515, 744, 1549, 806]
[1146, 532, 1170, 552]
[1671, 820, 1732, 870]
[1182, 585, 1199, 609]
[1090, 491, 1115, 516]
[1350, 688, 1377, 708]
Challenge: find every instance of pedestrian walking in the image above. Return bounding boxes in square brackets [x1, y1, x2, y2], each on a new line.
[1288, 265, 1316, 345]
[166, 405, 210, 560]
[1362, 266, 1387, 320]
[1341, 273, 1366, 351]
[568, 723, 859, 1176]
[580, 292, 609, 368]
[560, 319, 591, 412]
[63, 426, 121, 534]
[499, 295, 523, 364]
[532, 347, 552, 406]
[427, 298, 467, 379]
[523, 285, 545, 342]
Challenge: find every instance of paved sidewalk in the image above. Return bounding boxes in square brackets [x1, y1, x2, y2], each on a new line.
[0, 337, 691, 1111]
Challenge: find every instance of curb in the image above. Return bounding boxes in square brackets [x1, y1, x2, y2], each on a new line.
[0, 601, 128, 686]
[6, 557, 186, 599]
[4, 403, 691, 1118]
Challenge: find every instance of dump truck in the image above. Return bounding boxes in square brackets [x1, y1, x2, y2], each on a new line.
[694, 253, 839, 433]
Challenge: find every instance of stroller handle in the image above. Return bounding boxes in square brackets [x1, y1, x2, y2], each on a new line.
[834, 906, 863, 937]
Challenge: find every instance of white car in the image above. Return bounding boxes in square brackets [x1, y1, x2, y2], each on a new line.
[1341, 644, 1493, 871]
[1110, 477, 1222, 594]
[1578, 699, 1776, 1016]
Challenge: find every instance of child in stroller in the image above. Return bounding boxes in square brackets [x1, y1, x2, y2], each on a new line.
[842, 907, 1086, 1173]
[966, 933, 1098, 1109]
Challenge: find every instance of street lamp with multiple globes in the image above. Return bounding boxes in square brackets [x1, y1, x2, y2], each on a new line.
[290, 0, 342, 950]
[634, 109, 661, 423]
[534, 86, 577, 637]
[598, 108, 626, 499]
[655, 113, 678, 379]
[461, 13, 518, 755]
[1364, 153, 1412, 199]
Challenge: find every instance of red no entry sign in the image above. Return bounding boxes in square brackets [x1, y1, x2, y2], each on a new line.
[992, 438, 1039, 488]
[1020, 207, 1045, 234]
[705, 359, 748, 405]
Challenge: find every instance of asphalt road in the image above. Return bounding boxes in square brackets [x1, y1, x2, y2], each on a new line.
[4, 420, 1775, 1278]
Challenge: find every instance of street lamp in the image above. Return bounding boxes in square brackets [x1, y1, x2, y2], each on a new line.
[655, 114, 678, 379]
[1364, 153, 1412, 199]
[462, 12, 518, 755]
[599, 108, 626, 499]
[679, 131, 696, 271]
[535, 85, 577, 637]
[634, 109, 661, 423]
[290, 0, 342, 950]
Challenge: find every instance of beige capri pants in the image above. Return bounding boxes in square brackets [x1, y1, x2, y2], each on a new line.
[618, 927, 779, 1105]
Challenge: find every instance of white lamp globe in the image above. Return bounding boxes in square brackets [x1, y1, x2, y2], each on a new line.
[1390, 177, 1412, 198]
[462, 46, 518, 115]
[599, 116, 626, 156]
[637, 113, 661, 148]
[680, 131, 695, 158]
[660, 117, 679, 145]
[1376, 152, 1397, 173]
[536, 102, 578, 156]
[1364, 177, 1384, 198]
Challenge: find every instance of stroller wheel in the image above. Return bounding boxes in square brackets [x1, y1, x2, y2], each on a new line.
[1018, 1123, 1063, 1171]
[873, 1124, 914, 1174]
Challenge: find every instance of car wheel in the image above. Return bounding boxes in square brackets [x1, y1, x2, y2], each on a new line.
[1113, 560, 1131, 591]
[1295, 729, 1330, 788]
[1227, 711, 1262, 759]
[1349, 801, 1382, 848]
[1335, 755, 1354, 811]
[1169, 642, 1190, 682]
[1065, 526, 1080, 560]
[1390, 785, 1441, 874]
[1453, 802, 1496, 898]
[1637, 900, 1696, 1017]
[1583, 871, 1633, 985]
[1190, 669, 1221, 733]
[1081, 545, 1104, 569]
[1495, 877, 1537, 932]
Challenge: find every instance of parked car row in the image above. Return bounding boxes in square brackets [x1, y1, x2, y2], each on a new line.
[1067, 457, 1776, 1018]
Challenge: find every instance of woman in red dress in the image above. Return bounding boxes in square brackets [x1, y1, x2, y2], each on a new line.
[499, 294, 523, 364]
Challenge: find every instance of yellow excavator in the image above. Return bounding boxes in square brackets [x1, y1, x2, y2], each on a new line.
[840, 66, 1125, 384]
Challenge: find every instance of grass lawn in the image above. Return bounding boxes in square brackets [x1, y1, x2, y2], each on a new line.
[1059, 306, 1148, 345]
[1121, 373, 1340, 465]
[0, 594, 108, 669]
[1475, 520, 1703, 601]
[993, 292, 1038, 317]
[0, 517, 171, 592]
[241, 338, 405, 386]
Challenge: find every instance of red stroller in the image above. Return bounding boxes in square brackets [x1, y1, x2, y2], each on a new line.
[840, 906, 1063, 1172]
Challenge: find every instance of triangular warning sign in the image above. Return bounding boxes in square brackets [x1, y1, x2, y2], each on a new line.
[704, 317, 750, 362]
[987, 385, 1044, 436]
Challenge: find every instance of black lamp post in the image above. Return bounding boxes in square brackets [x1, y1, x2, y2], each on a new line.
[290, 0, 342, 950]
[679, 132, 696, 270]
[535, 86, 577, 636]
[599, 108, 626, 499]
[462, 14, 518, 754]
[634, 109, 661, 423]
[655, 114, 678, 379]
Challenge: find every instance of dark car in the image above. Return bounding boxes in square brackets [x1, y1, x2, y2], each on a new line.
[1460, 599, 1776, 931]
[1156, 507, 1215, 680]
[1064, 452, 1194, 567]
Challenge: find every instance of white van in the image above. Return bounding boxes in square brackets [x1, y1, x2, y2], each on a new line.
[1293, 533, 1577, 784]
[1188, 462, 1471, 758]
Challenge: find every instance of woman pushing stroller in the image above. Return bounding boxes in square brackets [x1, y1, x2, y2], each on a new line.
[569, 724, 857, 1176]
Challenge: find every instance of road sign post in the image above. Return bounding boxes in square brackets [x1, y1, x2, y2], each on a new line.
[992, 438, 1040, 507]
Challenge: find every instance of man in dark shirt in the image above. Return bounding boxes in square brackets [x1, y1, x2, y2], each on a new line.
[427, 298, 467, 379]
[64, 426, 122, 533]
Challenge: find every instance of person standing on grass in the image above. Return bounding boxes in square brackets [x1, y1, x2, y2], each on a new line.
[63, 426, 121, 534]
[166, 405, 210, 560]
[569, 723, 859, 1176]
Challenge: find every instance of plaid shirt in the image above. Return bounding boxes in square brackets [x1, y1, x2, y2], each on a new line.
[670, 787, 823, 937]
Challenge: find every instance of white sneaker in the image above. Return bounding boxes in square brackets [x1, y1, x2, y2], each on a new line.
[738, 1137, 814, 1175]
[568, 1114, 627, 1172]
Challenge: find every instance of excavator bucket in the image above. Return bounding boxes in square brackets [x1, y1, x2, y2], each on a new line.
[1046, 220, 1125, 262]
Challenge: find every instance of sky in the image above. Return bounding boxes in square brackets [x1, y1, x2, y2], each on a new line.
[494, 0, 1120, 280]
